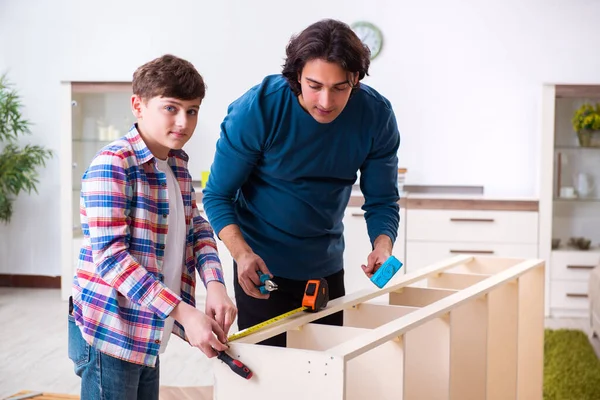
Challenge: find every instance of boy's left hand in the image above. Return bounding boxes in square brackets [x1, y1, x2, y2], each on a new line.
[205, 282, 237, 336]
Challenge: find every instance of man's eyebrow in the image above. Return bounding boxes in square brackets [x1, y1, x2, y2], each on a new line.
[306, 78, 349, 87]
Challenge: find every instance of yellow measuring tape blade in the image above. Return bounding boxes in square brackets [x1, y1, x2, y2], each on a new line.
[227, 306, 307, 342]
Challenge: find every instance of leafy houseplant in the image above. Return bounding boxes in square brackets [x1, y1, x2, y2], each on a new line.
[571, 103, 600, 147]
[0, 74, 53, 223]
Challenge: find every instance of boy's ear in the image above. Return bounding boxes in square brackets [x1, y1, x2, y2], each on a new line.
[131, 95, 144, 119]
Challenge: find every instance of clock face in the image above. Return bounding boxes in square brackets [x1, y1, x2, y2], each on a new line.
[351, 21, 383, 60]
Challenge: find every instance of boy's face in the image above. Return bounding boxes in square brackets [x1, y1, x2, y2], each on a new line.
[297, 58, 358, 124]
[131, 95, 201, 159]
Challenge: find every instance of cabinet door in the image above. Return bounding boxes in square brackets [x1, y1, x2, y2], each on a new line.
[343, 207, 406, 298]
[343, 207, 373, 295]
[405, 241, 539, 273]
[216, 238, 236, 299]
[396, 207, 407, 263]
[550, 250, 600, 281]
[198, 209, 236, 300]
[549, 281, 590, 318]
[406, 209, 538, 244]
[62, 83, 135, 300]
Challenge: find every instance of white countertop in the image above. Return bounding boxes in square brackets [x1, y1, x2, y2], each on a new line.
[402, 193, 539, 202]
[201, 186, 539, 204]
[350, 190, 538, 202]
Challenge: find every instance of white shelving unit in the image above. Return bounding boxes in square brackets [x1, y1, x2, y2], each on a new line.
[60, 82, 134, 300]
[540, 83, 600, 317]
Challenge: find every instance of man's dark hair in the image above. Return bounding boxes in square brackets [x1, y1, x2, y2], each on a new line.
[132, 54, 206, 101]
[282, 19, 371, 96]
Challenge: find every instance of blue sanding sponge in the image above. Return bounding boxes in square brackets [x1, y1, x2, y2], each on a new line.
[370, 256, 404, 288]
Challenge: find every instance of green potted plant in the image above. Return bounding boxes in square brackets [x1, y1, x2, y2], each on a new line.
[0, 74, 53, 223]
[571, 102, 600, 147]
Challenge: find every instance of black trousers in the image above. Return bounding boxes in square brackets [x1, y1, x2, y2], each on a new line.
[233, 263, 345, 347]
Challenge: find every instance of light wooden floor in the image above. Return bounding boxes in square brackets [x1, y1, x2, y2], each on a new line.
[0, 288, 221, 399]
[0, 287, 598, 399]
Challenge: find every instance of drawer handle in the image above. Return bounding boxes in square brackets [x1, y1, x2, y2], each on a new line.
[450, 249, 495, 254]
[450, 218, 495, 222]
[566, 293, 588, 298]
[567, 265, 595, 270]
[351, 212, 365, 217]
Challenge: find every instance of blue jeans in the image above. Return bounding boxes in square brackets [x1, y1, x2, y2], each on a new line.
[68, 314, 160, 400]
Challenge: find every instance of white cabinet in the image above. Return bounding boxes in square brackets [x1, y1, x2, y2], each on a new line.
[198, 205, 408, 303]
[60, 82, 135, 300]
[342, 207, 372, 296]
[539, 84, 600, 317]
[216, 238, 235, 299]
[405, 209, 539, 274]
[549, 249, 600, 317]
[406, 209, 538, 244]
[196, 207, 235, 302]
[406, 242, 538, 273]
[342, 206, 406, 298]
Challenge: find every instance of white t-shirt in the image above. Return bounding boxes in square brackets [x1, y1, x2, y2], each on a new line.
[155, 158, 186, 354]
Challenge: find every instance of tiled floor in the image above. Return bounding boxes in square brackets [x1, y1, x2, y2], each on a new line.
[0, 287, 597, 398]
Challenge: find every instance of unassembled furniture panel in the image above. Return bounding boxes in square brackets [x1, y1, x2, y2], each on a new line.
[213, 255, 545, 400]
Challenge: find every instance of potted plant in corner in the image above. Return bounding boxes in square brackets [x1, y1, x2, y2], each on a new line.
[571, 102, 600, 147]
[0, 73, 53, 223]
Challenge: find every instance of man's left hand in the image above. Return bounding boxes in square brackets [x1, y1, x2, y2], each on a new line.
[361, 235, 393, 278]
[205, 281, 237, 336]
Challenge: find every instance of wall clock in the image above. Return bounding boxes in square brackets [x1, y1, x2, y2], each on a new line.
[351, 21, 383, 60]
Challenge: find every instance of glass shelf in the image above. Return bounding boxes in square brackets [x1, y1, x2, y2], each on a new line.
[551, 246, 600, 253]
[553, 197, 600, 202]
[73, 138, 115, 143]
[555, 146, 600, 150]
[70, 84, 134, 233]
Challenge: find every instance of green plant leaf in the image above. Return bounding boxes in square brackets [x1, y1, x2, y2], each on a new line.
[0, 73, 53, 223]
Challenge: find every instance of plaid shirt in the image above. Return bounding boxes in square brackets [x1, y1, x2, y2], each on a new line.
[71, 125, 224, 367]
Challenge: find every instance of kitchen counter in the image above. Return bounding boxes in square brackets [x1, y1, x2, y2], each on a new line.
[349, 192, 539, 212]
[195, 188, 539, 212]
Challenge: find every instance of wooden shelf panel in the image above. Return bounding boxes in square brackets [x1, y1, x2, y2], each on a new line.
[555, 84, 600, 99]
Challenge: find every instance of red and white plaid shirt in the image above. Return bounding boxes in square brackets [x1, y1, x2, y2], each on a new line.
[71, 125, 224, 367]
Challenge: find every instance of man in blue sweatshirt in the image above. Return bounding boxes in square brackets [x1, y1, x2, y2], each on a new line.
[203, 19, 400, 346]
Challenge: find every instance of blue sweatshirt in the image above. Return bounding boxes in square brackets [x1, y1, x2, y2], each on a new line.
[203, 75, 400, 280]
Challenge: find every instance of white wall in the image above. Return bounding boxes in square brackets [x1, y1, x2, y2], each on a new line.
[1, 0, 600, 276]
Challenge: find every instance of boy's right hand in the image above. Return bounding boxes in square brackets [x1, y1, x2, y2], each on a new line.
[171, 302, 228, 358]
[237, 251, 271, 299]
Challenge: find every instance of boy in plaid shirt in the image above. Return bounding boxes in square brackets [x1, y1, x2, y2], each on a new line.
[68, 54, 236, 399]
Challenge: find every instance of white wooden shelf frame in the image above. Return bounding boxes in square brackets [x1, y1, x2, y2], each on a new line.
[214, 254, 545, 400]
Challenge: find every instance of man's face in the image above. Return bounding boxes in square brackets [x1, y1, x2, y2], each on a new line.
[297, 59, 357, 124]
[131, 95, 201, 159]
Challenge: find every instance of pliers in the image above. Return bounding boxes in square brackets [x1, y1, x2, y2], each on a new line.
[257, 272, 278, 294]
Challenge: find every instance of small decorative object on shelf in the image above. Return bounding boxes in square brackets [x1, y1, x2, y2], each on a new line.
[397, 168, 407, 192]
[559, 185, 577, 199]
[552, 238, 561, 249]
[572, 103, 600, 147]
[568, 236, 592, 250]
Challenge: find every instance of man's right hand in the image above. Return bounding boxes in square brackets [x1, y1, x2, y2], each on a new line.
[217, 224, 272, 299]
[237, 251, 272, 299]
[171, 302, 229, 358]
